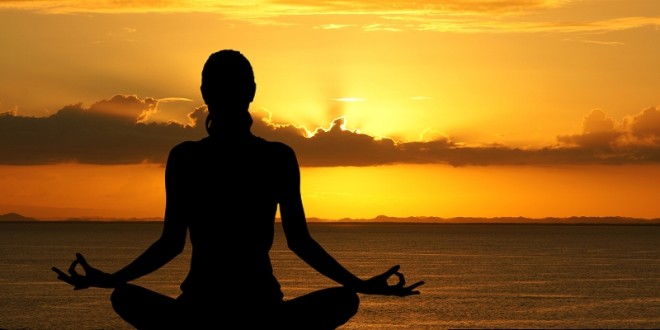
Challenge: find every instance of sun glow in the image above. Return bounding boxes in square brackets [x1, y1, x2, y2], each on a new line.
[1, 1, 660, 221]
[333, 98, 366, 102]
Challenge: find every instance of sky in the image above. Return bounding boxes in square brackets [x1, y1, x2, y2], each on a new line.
[1, 0, 659, 220]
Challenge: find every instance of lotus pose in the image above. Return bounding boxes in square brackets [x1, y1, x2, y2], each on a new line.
[53, 49, 423, 329]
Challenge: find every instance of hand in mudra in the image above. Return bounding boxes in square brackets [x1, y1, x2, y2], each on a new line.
[52, 253, 119, 290]
[358, 265, 424, 297]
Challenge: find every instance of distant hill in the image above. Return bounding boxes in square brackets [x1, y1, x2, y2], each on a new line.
[61, 216, 163, 222]
[326, 215, 660, 225]
[0, 213, 39, 222]
[310, 215, 660, 225]
[2, 212, 659, 225]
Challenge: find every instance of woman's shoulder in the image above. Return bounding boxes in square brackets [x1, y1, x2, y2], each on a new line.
[258, 137, 293, 151]
[256, 137, 297, 158]
[169, 139, 202, 154]
[166, 139, 210, 165]
[168, 136, 297, 161]
[168, 136, 293, 152]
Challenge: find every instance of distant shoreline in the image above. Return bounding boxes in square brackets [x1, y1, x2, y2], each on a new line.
[3, 221, 660, 226]
[2, 212, 659, 225]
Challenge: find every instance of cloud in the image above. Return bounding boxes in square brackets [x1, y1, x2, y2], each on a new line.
[90, 94, 158, 122]
[274, 0, 569, 16]
[2, 95, 660, 166]
[557, 107, 660, 148]
[0, 1, 251, 14]
[0, 95, 206, 165]
[556, 107, 660, 163]
[557, 109, 622, 149]
[314, 24, 355, 30]
[252, 106, 660, 167]
[563, 37, 625, 46]
[407, 16, 660, 34]
[2, 1, 658, 34]
[0, 0, 569, 15]
[257, 114, 401, 166]
[627, 106, 660, 144]
[157, 97, 194, 103]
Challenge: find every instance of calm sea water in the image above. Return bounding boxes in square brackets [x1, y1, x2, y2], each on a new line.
[1, 222, 659, 329]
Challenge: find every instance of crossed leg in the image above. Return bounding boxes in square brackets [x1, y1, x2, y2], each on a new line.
[111, 284, 185, 330]
[111, 284, 360, 330]
[276, 287, 360, 329]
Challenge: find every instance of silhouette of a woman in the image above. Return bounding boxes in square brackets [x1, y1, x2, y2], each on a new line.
[53, 49, 423, 329]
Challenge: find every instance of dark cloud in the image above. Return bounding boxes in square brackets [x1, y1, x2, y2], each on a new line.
[2, 95, 660, 166]
[0, 95, 206, 165]
[628, 106, 660, 143]
[253, 113, 400, 166]
[557, 109, 622, 149]
[556, 107, 660, 164]
[89, 94, 159, 122]
[252, 106, 660, 166]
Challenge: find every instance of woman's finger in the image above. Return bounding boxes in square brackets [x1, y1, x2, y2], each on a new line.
[405, 281, 425, 294]
[378, 265, 401, 281]
[51, 267, 67, 278]
[76, 253, 91, 272]
[52, 266, 79, 287]
[68, 259, 80, 277]
[394, 272, 405, 287]
[386, 265, 401, 275]
[52, 267, 74, 284]
[407, 280, 425, 291]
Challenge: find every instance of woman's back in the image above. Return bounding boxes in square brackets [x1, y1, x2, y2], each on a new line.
[169, 135, 292, 305]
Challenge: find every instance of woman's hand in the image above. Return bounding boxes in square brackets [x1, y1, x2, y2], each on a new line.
[356, 265, 424, 297]
[52, 253, 121, 290]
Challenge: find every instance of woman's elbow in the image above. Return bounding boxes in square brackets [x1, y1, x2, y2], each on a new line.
[170, 243, 185, 256]
[155, 238, 185, 257]
[287, 236, 315, 255]
[287, 241, 303, 255]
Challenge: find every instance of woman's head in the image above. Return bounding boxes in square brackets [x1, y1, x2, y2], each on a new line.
[201, 49, 256, 107]
[201, 49, 256, 135]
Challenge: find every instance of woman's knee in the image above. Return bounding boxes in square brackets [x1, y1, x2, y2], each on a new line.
[110, 284, 135, 315]
[338, 287, 360, 318]
[110, 284, 158, 316]
[315, 287, 361, 321]
[281, 287, 360, 328]
[110, 284, 180, 329]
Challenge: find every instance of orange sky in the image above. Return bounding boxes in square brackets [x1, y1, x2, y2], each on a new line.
[1, 1, 659, 220]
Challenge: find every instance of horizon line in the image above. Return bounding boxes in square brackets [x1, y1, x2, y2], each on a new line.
[2, 213, 659, 225]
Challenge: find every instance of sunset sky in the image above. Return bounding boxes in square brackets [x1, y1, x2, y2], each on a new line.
[1, 0, 659, 220]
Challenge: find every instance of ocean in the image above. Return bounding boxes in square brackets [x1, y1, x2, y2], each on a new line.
[1, 222, 659, 329]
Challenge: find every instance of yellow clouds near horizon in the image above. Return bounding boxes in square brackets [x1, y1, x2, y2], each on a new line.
[0, 0, 570, 15]
[2, 0, 659, 145]
[3, 0, 659, 34]
[3, 93, 658, 220]
[3, 95, 660, 167]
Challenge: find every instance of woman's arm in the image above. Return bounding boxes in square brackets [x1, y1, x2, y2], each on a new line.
[277, 144, 362, 287]
[52, 216, 186, 289]
[110, 218, 186, 284]
[278, 145, 423, 296]
[111, 143, 190, 283]
[53, 144, 189, 289]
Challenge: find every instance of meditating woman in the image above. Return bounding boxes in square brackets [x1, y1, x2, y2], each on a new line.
[53, 49, 423, 329]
